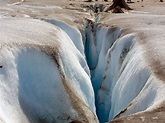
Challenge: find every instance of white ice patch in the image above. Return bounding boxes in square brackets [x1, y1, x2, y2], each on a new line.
[43, 19, 85, 56]
[0, 46, 27, 123]
[0, 46, 80, 123]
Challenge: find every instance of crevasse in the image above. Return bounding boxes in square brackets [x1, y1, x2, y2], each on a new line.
[37, 18, 165, 123]
[84, 19, 165, 123]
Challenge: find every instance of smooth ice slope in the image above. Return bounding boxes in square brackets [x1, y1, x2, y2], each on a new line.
[0, 17, 98, 123]
[43, 19, 85, 56]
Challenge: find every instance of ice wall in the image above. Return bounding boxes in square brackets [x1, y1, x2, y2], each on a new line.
[0, 18, 98, 123]
[85, 19, 165, 123]
[43, 19, 85, 56]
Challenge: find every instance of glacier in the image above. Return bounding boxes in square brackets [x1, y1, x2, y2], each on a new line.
[0, 1, 165, 123]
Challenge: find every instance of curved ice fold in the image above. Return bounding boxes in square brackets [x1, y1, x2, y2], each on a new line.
[43, 19, 85, 57]
[84, 20, 122, 75]
[94, 32, 137, 122]
[84, 17, 165, 122]
[91, 26, 122, 93]
[0, 18, 98, 123]
[86, 24, 165, 123]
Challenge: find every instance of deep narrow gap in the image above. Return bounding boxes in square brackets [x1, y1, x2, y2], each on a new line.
[42, 18, 150, 123]
[84, 19, 124, 123]
[83, 18, 151, 123]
